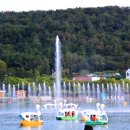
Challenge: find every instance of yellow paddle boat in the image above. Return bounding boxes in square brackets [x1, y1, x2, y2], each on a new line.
[19, 104, 43, 126]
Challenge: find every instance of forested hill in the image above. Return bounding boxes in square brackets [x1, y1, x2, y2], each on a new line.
[0, 6, 130, 79]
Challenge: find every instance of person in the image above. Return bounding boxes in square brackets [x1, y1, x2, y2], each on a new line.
[65, 112, 68, 117]
[71, 111, 75, 117]
[68, 111, 71, 116]
[92, 115, 97, 121]
[90, 115, 97, 121]
[84, 125, 93, 130]
[90, 115, 93, 120]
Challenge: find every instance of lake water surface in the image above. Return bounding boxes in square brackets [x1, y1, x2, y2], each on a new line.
[0, 99, 130, 130]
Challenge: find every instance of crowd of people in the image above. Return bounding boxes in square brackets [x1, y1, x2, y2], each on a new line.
[65, 111, 75, 117]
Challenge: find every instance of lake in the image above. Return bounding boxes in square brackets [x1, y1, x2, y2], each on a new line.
[0, 98, 130, 130]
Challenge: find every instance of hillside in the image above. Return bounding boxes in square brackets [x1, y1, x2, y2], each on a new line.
[0, 6, 130, 80]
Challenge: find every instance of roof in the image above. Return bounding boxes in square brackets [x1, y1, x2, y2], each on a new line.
[73, 76, 92, 81]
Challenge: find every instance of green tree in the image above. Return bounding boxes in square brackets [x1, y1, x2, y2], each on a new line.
[0, 60, 7, 81]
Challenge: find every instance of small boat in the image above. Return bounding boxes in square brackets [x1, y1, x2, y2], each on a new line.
[19, 104, 43, 126]
[56, 108, 78, 121]
[43, 103, 56, 109]
[63, 103, 78, 109]
[42, 100, 63, 110]
[56, 103, 79, 121]
[81, 103, 108, 126]
[43, 100, 78, 110]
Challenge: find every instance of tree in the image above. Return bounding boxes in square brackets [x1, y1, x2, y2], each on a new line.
[0, 60, 7, 81]
[88, 54, 105, 72]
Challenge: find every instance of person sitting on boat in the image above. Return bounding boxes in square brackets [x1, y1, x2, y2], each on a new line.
[93, 115, 97, 121]
[26, 115, 29, 118]
[90, 115, 93, 121]
[90, 115, 97, 121]
[71, 111, 75, 117]
[33, 115, 38, 120]
[68, 111, 71, 116]
[84, 125, 93, 130]
[65, 112, 68, 117]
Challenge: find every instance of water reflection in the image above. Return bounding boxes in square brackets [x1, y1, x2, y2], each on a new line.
[22, 126, 42, 130]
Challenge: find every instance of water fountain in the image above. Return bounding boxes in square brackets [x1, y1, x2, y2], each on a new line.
[63, 81, 66, 97]
[68, 82, 71, 97]
[38, 83, 42, 96]
[0, 80, 130, 105]
[48, 86, 52, 97]
[43, 82, 47, 96]
[2, 83, 6, 92]
[12, 85, 16, 98]
[8, 84, 11, 97]
[55, 35, 62, 103]
[28, 83, 31, 97]
[33, 82, 36, 96]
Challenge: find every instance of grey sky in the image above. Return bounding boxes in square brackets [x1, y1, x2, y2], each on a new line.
[0, 0, 130, 12]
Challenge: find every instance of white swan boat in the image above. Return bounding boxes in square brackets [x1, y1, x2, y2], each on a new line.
[56, 103, 79, 121]
[81, 103, 108, 125]
[19, 104, 43, 126]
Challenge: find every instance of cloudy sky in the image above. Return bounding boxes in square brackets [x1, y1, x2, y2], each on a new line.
[0, 0, 130, 12]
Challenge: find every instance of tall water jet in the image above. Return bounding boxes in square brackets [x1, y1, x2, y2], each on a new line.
[63, 81, 66, 97]
[38, 83, 42, 96]
[43, 82, 47, 96]
[55, 36, 62, 102]
[8, 84, 11, 97]
[2, 83, 6, 92]
[48, 86, 52, 97]
[53, 82, 56, 97]
[12, 85, 16, 98]
[73, 82, 76, 97]
[87, 83, 91, 98]
[68, 82, 71, 97]
[32, 82, 36, 96]
[28, 83, 31, 97]
[22, 82, 24, 91]
[92, 83, 95, 99]
[17, 83, 20, 91]
[97, 84, 100, 100]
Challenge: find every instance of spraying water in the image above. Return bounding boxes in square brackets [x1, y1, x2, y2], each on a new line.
[55, 36, 62, 102]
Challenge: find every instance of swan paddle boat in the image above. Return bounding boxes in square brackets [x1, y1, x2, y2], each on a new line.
[56, 108, 78, 121]
[81, 103, 108, 126]
[56, 103, 79, 121]
[19, 104, 43, 126]
[42, 100, 64, 110]
[43, 103, 56, 109]
[43, 100, 78, 110]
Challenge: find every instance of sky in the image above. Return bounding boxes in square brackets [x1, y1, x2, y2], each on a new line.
[0, 0, 130, 12]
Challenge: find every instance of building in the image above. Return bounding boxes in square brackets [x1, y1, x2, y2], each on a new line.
[16, 90, 27, 98]
[126, 69, 130, 79]
[73, 76, 105, 82]
[0, 90, 6, 98]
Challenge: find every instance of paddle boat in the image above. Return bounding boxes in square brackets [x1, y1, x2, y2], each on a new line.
[56, 108, 78, 121]
[42, 100, 63, 110]
[56, 102, 79, 121]
[43, 100, 78, 110]
[43, 103, 56, 109]
[19, 104, 43, 126]
[63, 103, 78, 109]
[81, 103, 108, 126]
